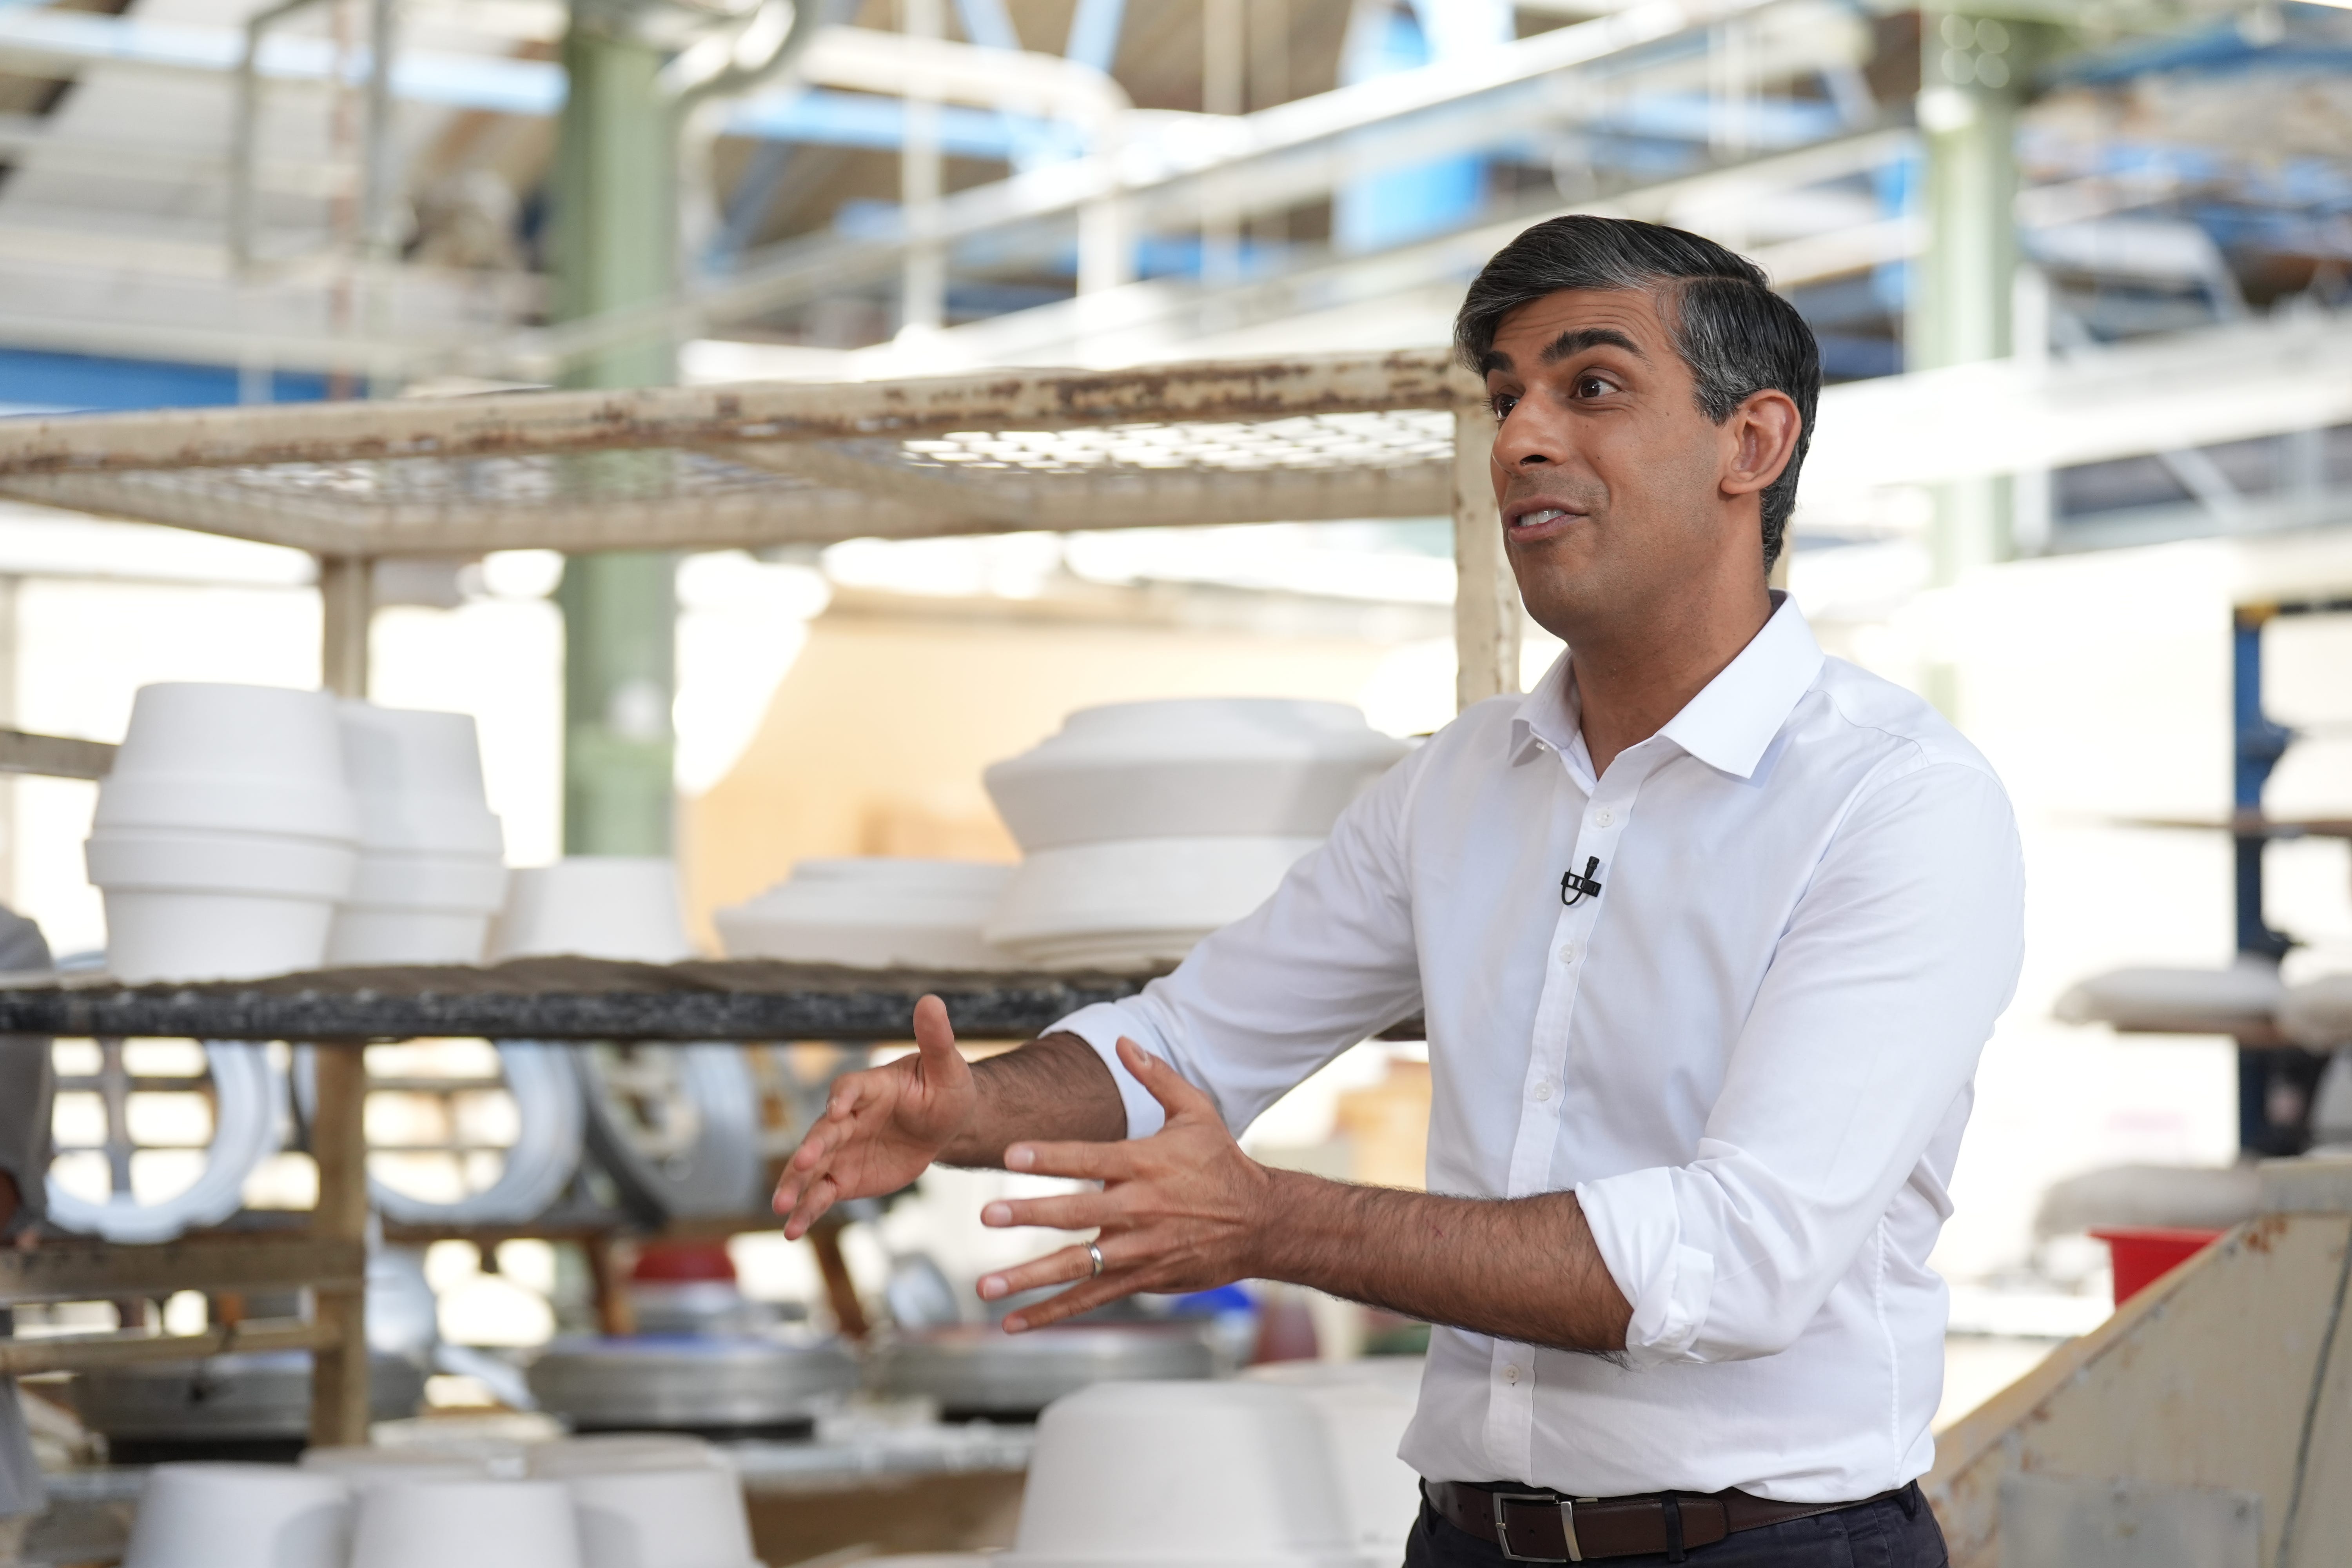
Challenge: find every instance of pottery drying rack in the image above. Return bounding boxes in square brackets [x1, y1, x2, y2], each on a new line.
[0, 350, 1495, 1449]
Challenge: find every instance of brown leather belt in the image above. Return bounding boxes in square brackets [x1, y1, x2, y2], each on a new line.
[1425, 1477, 1912, 1562]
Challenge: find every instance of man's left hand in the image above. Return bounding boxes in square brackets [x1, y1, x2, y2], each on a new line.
[976, 1038, 1273, 1332]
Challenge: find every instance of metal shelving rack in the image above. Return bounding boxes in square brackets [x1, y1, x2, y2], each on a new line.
[0, 349, 1508, 1446]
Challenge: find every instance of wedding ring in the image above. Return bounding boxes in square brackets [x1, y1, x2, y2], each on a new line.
[1086, 1240, 1105, 1279]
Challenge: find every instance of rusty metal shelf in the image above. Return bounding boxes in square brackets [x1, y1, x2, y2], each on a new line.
[0, 957, 1151, 1042]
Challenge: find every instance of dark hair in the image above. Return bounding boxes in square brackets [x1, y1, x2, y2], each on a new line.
[1453, 216, 1820, 570]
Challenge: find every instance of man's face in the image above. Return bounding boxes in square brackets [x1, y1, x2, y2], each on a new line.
[1481, 286, 1747, 638]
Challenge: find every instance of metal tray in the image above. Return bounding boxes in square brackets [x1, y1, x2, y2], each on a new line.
[71, 1350, 428, 1463]
[867, 1323, 1216, 1421]
[525, 1335, 858, 1438]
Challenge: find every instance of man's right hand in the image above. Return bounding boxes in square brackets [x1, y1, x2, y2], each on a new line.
[773, 993, 976, 1239]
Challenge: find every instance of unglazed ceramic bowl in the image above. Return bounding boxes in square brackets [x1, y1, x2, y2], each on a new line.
[348, 1479, 583, 1568]
[121, 1462, 351, 1568]
[714, 858, 1022, 971]
[490, 857, 696, 963]
[998, 1381, 1370, 1568]
[983, 699, 1407, 853]
[983, 835, 1324, 971]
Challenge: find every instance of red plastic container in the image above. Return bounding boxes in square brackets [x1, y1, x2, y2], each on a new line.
[630, 1240, 737, 1283]
[2089, 1226, 2223, 1306]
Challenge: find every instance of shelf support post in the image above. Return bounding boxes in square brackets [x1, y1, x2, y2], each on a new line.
[319, 555, 372, 701]
[307, 1044, 371, 1448]
[1452, 408, 1518, 711]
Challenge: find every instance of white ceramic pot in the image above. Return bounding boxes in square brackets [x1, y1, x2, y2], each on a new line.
[87, 828, 358, 900]
[984, 836, 1324, 971]
[324, 909, 495, 966]
[984, 700, 1408, 853]
[94, 773, 359, 844]
[347, 851, 510, 911]
[715, 858, 1023, 971]
[491, 858, 696, 963]
[122, 1462, 351, 1568]
[98, 889, 339, 984]
[560, 1466, 757, 1568]
[88, 826, 358, 982]
[1000, 1381, 1368, 1568]
[99, 683, 357, 842]
[350, 1479, 583, 1568]
[328, 849, 508, 965]
[1244, 1361, 1425, 1562]
[340, 701, 505, 856]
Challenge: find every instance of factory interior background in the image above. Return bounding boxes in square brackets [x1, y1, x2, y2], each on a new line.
[3, 0, 2352, 1558]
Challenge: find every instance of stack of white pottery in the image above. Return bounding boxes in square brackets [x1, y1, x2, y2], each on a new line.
[993, 1381, 1375, 1568]
[350, 1480, 582, 1568]
[327, 703, 508, 965]
[128, 1440, 759, 1568]
[122, 1463, 352, 1568]
[552, 1464, 760, 1568]
[982, 699, 1410, 971]
[87, 683, 359, 982]
[491, 857, 696, 963]
[714, 858, 1023, 970]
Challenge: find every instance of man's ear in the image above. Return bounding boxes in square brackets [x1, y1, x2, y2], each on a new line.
[1720, 389, 1802, 499]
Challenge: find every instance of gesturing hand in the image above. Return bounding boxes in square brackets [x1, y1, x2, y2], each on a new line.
[975, 1038, 1277, 1332]
[773, 994, 976, 1239]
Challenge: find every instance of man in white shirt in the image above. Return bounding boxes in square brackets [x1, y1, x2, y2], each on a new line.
[775, 216, 2024, 1566]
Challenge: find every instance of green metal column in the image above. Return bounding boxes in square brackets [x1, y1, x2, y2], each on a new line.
[552, 5, 678, 854]
[1913, 11, 2023, 586]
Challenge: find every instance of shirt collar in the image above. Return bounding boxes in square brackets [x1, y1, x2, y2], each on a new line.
[1507, 592, 1825, 782]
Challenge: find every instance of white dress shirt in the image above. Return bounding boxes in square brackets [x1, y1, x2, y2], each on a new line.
[1051, 595, 2025, 1503]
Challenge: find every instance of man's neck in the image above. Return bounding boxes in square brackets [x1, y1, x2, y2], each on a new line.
[1568, 581, 1774, 778]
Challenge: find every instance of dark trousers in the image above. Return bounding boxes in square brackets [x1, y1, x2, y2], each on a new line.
[1402, 1483, 1949, 1568]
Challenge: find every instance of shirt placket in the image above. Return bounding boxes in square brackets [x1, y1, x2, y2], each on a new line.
[1482, 739, 1662, 1481]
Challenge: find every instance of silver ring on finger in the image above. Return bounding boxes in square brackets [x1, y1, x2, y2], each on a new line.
[1086, 1240, 1105, 1279]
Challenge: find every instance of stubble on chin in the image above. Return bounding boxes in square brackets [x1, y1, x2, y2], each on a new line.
[1508, 522, 1616, 640]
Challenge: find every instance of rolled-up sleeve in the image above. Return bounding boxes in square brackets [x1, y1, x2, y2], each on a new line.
[1050, 745, 1431, 1140]
[1577, 758, 2024, 1365]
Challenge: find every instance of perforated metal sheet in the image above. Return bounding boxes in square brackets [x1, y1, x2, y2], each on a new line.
[0, 352, 1478, 555]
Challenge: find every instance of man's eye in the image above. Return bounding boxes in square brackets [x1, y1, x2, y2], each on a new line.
[1575, 375, 1615, 398]
[1490, 393, 1519, 419]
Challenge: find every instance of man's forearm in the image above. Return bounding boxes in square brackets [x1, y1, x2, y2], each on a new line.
[1250, 1171, 1633, 1354]
[938, 1032, 1127, 1167]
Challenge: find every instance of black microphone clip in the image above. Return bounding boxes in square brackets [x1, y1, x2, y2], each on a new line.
[1559, 855, 1604, 907]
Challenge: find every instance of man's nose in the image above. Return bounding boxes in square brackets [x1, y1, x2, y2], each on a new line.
[1494, 407, 1566, 470]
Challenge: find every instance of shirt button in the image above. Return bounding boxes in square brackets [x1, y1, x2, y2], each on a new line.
[1503, 1364, 1521, 1385]
[1594, 808, 1614, 826]
[1532, 1081, 1553, 1102]
[1557, 942, 1576, 964]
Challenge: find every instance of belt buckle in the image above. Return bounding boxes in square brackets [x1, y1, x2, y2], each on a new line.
[1490, 1491, 1583, 1563]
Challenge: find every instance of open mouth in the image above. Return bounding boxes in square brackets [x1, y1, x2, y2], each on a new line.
[1507, 504, 1583, 538]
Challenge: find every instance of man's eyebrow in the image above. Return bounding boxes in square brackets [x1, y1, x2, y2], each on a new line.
[1539, 327, 1644, 364]
[1478, 327, 1644, 376]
